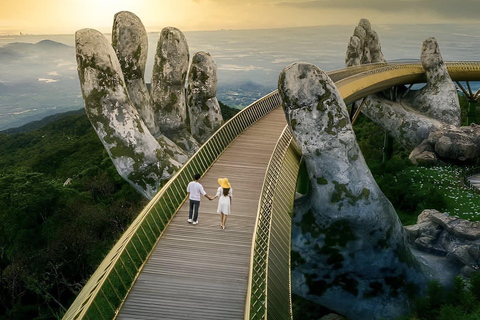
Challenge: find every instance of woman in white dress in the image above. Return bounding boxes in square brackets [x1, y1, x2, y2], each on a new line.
[213, 178, 232, 229]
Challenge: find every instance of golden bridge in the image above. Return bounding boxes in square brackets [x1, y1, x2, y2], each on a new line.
[63, 61, 480, 320]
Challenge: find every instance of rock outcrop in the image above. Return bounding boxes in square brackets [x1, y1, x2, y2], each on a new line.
[410, 124, 480, 164]
[75, 12, 224, 198]
[279, 62, 426, 320]
[75, 28, 185, 199]
[187, 51, 223, 144]
[405, 210, 480, 276]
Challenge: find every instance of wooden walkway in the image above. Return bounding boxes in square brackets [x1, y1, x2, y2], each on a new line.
[117, 107, 287, 319]
[468, 174, 480, 190]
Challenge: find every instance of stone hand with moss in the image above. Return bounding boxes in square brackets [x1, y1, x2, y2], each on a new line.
[346, 19, 480, 164]
[279, 62, 427, 320]
[75, 11, 223, 198]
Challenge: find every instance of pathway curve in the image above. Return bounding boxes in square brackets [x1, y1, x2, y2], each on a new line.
[117, 107, 287, 320]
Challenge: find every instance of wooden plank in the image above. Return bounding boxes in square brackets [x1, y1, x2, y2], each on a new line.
[117, 107, 287, 319]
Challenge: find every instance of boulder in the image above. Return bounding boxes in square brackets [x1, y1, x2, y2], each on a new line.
[280, 62, 426, 320]
[187, 52, 223, 144]
[428, 126, 477, 161]
[406, 210, 480, 275]
[409, 139, 438, 165]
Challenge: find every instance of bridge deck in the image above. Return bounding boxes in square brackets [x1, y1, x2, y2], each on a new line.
[117, 107, 287, 319]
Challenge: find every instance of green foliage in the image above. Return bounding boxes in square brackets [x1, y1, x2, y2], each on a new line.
[0, 101, 237, 319]
[0, 112, 146, 319]
[219, 100, 240, 121]
[406, 274, 480, 320]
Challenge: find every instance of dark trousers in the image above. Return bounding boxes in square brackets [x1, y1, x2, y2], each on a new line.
[189, 200, 200, 222]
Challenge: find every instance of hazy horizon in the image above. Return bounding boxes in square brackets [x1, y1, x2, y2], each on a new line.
[2, 0, 480, 35]
[1, 22, 480, 131]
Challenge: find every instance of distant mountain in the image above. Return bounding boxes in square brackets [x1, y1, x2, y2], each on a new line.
[1, 108, 85, 134]
[35, 39, 71, 50]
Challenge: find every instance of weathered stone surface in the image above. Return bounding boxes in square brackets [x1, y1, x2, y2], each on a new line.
[409, 140, 438, 165]
[112, 11, 157, 135]
[187, 51, 223, 144]
[404, 38, 460, 126]
[406, 209, 480, 274]
[360, 96, 444, 149]
[75, 28, 185, 199]
[150, 27, 199, 154]
[345, 18, 385, 67]
[428, 126, 477, 161]
[280, 62, 426, 320]
[346, 20, 465, 163]
[151, 28, 188, 128]
[75, 12, 227, 198]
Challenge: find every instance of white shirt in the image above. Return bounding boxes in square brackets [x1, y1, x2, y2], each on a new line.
[187, 181, 206, 201]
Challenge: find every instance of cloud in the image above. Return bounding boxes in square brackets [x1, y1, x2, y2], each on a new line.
[38, 78, 59, 83]
[276, 0, 480, 20]
[218, 64, 266, 71]
[272, 57, 300, 64]
[47, 71, 59, 76]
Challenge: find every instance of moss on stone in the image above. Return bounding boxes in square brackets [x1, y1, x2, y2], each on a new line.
[298, 209, 320, 238]
[325, 112, 336, 135]
[363, 281, 384, 298]
[322, 219, 357, 248]
[306, 274, 328, 297]
[316, 177, 328, 185]
[330, 181, 370, 205]
[291, 250, 306, 268]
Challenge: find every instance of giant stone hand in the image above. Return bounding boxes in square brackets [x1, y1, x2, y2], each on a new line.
[279, 62, 426, 320]
[75, 11, 223, 198]
[346, 19, 480, 164]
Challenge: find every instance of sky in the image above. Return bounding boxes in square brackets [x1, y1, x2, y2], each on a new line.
[1, 0, 480, 35]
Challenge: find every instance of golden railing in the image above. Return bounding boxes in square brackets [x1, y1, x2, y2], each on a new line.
[336, 61, 480, 104]
[62, 91, 282, 320]
[63, 60, 480, 320]
[245, 126, 301, 320]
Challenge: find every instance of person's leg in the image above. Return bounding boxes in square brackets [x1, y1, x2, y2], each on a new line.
[223, 214, 227, 229]
[193, 201, 200, 223]
[188, 200, 194, 222]
[220, 213, 223, 228]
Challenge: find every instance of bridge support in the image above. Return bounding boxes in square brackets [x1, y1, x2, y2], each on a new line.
[456, 81, 479, 125]
[382, 133, 394, 163]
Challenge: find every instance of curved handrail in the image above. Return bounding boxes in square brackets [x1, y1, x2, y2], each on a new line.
[62, 91, 282, 320]
[244, 126, 301, 320]
[336, 61, 480, 104]
[64, 60, 480, 320]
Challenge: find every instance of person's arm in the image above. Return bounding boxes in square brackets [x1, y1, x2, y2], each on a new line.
[201, 186, 212, 200]
[212, 187, 220, 200]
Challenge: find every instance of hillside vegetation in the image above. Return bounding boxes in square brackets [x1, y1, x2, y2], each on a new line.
[0, 102, 239, 319]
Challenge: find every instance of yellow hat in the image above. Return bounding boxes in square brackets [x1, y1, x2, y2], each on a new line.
[218, 178, 231, 189]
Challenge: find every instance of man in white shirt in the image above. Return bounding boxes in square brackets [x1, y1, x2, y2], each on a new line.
[186, 173, 213, 225]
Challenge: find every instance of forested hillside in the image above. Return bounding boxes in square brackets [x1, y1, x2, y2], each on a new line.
[0, 102, 239, 319]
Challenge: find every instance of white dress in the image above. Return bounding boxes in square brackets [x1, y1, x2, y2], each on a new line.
[216, 187, 233, 214]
